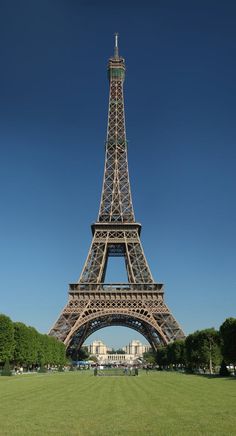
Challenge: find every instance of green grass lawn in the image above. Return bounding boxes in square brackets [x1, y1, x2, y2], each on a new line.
[0, 371, 235, 435]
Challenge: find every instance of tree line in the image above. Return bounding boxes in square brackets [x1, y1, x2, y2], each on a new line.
[144, 317, 236, 375]
[0, 314, 66, 369]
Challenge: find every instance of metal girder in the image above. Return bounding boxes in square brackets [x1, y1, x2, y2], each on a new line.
[98, 60, 135, 223]
[78, 228, 153, 284]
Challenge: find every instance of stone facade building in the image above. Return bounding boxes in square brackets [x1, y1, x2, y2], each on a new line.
[86, 339, 150, 365]
[122, 340, 150, 356]
[87, 340, 110, 355]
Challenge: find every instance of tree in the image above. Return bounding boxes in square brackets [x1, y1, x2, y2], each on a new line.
[185, 332, 201, 371]
[205, 329, 221, 373]
[14, 322, 35, 367]
[89, 355, 98, 363]
[0, 313, 66, 369]
[0, 314, 15, 364]
[220, 318, 236, 370]
[167, 339, 186, 368]
[185, 329, 222, 373]
[37, 334, 51, 366]
[57, 340, 67, 366]
[107, 348, 125, 354]
[78, 346, 89, 361]
[173, 339, 186, 367]
[27, 326, 40, 366]
[156, 346, 168, 369]
[1, 359, 12, 376]
[48, 336, 66, 366]
[70, 346, 90, 362]
[107, 348, 116, 354]
[143, 350, 156, 365]
[198, 329, 222, 374]
[36, 334, 66, 367]
[115, 349, 126, 354]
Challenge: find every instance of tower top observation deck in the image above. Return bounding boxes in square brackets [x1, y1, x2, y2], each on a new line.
[108, 33, 125, 82]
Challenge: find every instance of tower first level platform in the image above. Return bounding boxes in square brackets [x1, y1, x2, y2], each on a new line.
[50, 282, 184, 352]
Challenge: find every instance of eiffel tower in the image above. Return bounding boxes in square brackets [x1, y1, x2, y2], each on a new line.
[49, 35, 185, 352]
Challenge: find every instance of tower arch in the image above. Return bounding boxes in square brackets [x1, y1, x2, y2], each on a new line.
[64, 311, 168, 352]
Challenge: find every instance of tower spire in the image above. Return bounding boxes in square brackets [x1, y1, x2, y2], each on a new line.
[114, 32, 119, 58]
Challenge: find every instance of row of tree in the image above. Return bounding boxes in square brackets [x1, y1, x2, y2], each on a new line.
[0, 314, 66, 368]
[144, 317, 236, 374]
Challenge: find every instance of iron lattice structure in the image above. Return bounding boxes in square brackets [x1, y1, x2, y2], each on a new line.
[49, 35, 185, 351]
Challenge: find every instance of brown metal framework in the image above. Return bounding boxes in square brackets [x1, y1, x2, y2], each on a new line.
[49, 35, 185, 351]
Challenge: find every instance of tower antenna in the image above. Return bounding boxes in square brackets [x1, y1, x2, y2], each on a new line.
[114, 32, 119, 58]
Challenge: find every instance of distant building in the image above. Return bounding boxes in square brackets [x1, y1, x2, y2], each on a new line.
[96, 353, 137, 365]
[87, 340, 110, 355]
[123, 340, 150, 356]
[85, 339, 150, 365]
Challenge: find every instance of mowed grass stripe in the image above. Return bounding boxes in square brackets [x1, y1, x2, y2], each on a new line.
[0, 371, 236, 435]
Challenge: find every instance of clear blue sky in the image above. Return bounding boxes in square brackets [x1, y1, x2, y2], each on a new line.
[0, 1, 235, 349]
